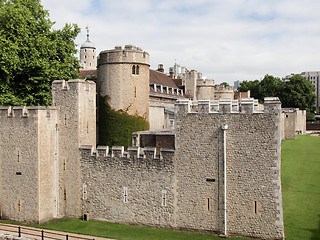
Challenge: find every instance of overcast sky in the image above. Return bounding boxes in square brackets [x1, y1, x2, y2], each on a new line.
[42, 0, 320, 85]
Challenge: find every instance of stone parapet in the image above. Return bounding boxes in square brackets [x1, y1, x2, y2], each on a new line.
[98, 45, 150, 66]
[175, 97, 281, 114]
[52, 79, 95, 92]
[0, 106, 57, 119]
[80, 145, 174, 162]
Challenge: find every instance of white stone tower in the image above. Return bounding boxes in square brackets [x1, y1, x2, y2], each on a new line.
[80, 27, 96, 70]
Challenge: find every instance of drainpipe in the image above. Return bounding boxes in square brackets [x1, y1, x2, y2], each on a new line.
[56, 124, 59, 217]
[221, 124, 228, 236]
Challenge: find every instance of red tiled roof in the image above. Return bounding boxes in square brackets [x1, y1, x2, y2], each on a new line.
[79, 69, 97, 77]
[149, 69, 178, 88]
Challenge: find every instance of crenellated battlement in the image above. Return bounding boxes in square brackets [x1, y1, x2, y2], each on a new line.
[80, 145, 175, 160]
[0, 106, 58, 118]
[52, 79, 95, 92]
[98, 45, 150, 66]
[175, 97, 280, 114]
[80, 145, 174, 171]
[196, 78, 215, 86]
[214, 83, 234, 92]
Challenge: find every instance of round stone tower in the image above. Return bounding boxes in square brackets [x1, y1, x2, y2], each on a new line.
[80, 27, 96, 70]
[97, 45, 150, 119]
[196, 79, 215, 100]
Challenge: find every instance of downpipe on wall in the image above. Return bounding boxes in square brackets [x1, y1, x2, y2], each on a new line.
[221, 124, 228, 237]
[56, 124, 59, 217]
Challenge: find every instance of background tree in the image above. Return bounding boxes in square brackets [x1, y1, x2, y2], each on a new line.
[259, 75, 283, 101]
[238, 74, 316, 110]
[0, 0, 80, 106]
[281, 75, 316, 110]
[237, 79, 262, 101]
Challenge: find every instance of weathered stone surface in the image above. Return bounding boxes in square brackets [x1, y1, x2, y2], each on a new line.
[80, 98, 284, 240]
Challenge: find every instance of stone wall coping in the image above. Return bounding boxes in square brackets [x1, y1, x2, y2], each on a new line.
[176, 98, 281, 114]
[52, 79, 95, 90]
[80, 145, 175, 160]
[0, 106, 58, 118]
[264, 97, 281, 104]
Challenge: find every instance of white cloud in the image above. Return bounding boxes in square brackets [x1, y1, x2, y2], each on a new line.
[41, 0, 320, 84]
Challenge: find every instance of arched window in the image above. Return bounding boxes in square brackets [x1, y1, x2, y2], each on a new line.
[136, 65, 139, 75]
[132, 65, 136, 74]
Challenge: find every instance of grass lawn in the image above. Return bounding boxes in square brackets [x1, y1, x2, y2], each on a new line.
[281, 134, 320, 240]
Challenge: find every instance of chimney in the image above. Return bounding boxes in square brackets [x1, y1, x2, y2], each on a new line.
[169, 68, 175, 79]
[157, 64, 164, 73]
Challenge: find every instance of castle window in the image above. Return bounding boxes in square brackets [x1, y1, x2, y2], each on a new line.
[123, 187, 128, 203]
[93, 56, 95, 59]
[85, 55, 87, 59]
[206, 197, 212, 211]
[64, 114, 67, 125]
[136, 65, 139, 75]
[89, 63, 92, 67]
[64, 188, 67, 201]
[85, 49, 86, 52]
[132, 65, 136, 75]
[18, 200, 21, 212]
[83, 184, 87, 200]
[253, 200, 258, 214]
[162, 190, 167, 206]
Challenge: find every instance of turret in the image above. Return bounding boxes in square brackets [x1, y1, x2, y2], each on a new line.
[79, 26, 96, 70]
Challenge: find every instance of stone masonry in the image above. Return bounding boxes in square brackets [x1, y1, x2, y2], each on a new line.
[0, 78, 284, 239]
[0, 79, 96, 223]
[97, 45, 150, 119]
[79, 97, 284, 239]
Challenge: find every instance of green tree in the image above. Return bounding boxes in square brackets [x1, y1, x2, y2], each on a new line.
[238, 75, 283, 103]
[237, 79, 262, 101]
[0, 0, 80, 106]
[281, 75, 316, 110]
[260, 74, 283, 100]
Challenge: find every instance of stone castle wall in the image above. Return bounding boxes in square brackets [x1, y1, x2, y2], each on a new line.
[97, 45, 150, 119]
[175, 98, 283, 239]
[0, 106, 58, 223]
[0, 80, 96, 223]
[295, 109, 306, 135]
[52, 79, 96, 218]
[79, 98, 284, 239]
[80, 146, 175, 226]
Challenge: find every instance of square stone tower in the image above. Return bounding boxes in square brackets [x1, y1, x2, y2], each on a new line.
[0, 106, 59, 223]
[52, 79, 96, 218]
[0, 79, 96, 223]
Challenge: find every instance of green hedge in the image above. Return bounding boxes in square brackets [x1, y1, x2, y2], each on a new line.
[98, 96, 149, 148]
